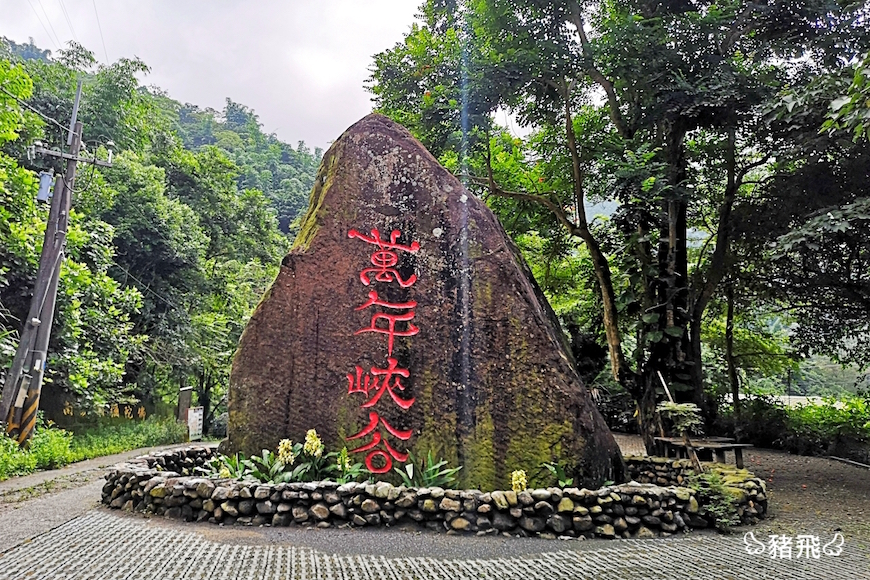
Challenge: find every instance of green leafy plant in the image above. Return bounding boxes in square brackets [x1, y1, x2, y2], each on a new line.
[687, 471, 741, 532]
[394, 450, 462, 488]
[290, 429, 339, 482]
[657, 402, 704, 435]
[67, 416, 188, 462]
[202, 452, 250, 480]
[244, 449, 295, 484]
[29, 424, 73, 469]
[334, 447, 365, 484]
[541, 461, 574, 488]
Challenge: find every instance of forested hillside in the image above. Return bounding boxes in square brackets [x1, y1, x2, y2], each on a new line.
[0, 38, 319, 430]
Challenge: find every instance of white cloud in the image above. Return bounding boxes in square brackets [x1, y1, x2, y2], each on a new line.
[1, 0, 419, 148]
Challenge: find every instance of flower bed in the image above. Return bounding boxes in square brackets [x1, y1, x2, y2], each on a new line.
[102, 446, 767, 538]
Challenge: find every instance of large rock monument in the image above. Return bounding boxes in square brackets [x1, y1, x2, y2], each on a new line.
[227, 114, 624, 490]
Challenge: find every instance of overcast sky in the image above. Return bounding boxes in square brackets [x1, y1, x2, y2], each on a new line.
[1, 1, 420, 149]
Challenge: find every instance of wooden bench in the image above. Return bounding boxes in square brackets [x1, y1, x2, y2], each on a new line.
[654, 437, 754, 469]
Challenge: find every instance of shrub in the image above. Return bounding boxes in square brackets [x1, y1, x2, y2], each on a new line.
[687, 471, 741, 532]
[0, 434, 35, 479]
[724, 393, 870, 461]
[722, 395, 790, 448]
[67, 416, 188, 462]
[0, 415, 187, 481]
[29, 426, 73, 469]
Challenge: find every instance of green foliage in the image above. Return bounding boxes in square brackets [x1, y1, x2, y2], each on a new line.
[394, 450, 462, 488]
[203, 452, 250, 480]
[2, 40, 312, 425]
[204, 437, 354, 484]
[0, 415, 186, 480]
[722, 395, 790, 449]
[371, 0, 870, 450]
[687, 471, 741, 532]
[822, 51, 870, 142]
[0, 434, 36, 479]
[244, 449, 295, 484]
[334, 447, 366, 484]
[29, 424, 73, 469]
[657, 402, 704, 435]
[723, 393, 870, 458]
[784, 395, 870, 455]
[66, 416, 187, 462]
[290, 446, 339, 483]
[540, 461, 574, 488]
[171, 98, 321, 235]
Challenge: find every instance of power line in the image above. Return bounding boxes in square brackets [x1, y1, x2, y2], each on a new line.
[25, 0, 60, 51]
[0, 85, 70, 136]
[112, 261, 187, 316]
[91, 0, 110, 63]
[56, 0, 80, 44]
[35, 0, 64, 49]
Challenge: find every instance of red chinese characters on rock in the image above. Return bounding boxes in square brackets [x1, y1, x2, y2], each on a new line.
[346, 357, 415, 410]
[354, 291, 418, 356]
[346, 228, 420, 473]
[348, 228, 420, 287]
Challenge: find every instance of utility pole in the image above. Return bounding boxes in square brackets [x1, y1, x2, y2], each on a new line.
[0, 83, 111, 444]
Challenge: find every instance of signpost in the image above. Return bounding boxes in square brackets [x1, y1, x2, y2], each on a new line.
[188, 406, 204, 441]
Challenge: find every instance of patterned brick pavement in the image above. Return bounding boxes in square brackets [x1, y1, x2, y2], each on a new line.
[0, 511, 866, 579]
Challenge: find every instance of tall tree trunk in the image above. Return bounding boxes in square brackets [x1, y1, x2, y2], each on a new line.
[688, 127, 741, 420]
[636, 371, 662, 453]
[562, 84, 631, 389]
[657, 124, 693, 404]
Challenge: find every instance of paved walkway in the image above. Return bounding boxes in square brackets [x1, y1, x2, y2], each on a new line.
[0, 511, 865, 579]
[0, 439, 866, 579]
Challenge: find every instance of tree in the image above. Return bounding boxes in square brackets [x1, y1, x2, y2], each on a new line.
[370, 0, 870, 450]
[1, 58, 146, 410]
[2, 41, 308, 423]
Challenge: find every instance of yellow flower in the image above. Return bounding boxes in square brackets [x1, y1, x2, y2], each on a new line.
[336, 447, 352, 472]
[218, 466, 231, 479]
[511, 469, 527, 492]
[303, 429, 323, 458]
[277, 439, 295, 465]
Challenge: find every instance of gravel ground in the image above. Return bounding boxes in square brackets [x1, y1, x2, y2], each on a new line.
[615, 432, 870, 545]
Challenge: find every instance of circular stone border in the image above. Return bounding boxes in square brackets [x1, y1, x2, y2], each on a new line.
[102, 446, 767, 539]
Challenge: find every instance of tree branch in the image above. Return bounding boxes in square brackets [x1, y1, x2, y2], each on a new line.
[466, 175, 583, 237]
[567, 0, 630, 139]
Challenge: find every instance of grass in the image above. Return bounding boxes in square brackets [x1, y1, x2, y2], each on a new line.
[0, 416, 188, 481]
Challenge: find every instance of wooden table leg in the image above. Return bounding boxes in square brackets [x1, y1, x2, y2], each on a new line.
[715, 449, 726, 464]
[734, 448, 744, 469]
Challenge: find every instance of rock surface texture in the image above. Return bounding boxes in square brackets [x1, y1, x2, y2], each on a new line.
[226, 114, 623, 490]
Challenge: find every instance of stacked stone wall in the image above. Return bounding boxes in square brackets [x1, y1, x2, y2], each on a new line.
[103, 447, 766, 539]
[624, 455, 767, 523]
